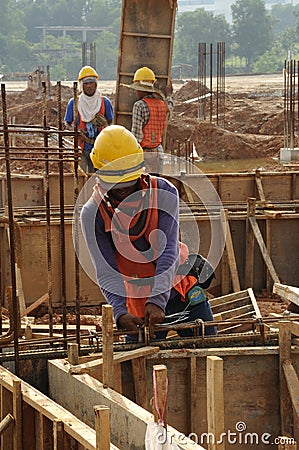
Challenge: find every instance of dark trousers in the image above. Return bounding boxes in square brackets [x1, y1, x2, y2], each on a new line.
[155, 293, 217, 339]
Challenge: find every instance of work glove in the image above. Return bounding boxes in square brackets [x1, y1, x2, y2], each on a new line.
[117, 313, 143, 333]
[92, 112, 108, 128]
[85, 122, 97, 139]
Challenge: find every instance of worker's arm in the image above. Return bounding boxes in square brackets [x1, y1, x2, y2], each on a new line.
[103, 97, 114, 125]
[144, 178, 181, 323]
[131, 100, 149, 143]
[64, 98, 74, 127]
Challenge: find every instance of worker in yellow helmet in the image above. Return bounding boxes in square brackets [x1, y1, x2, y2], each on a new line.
[64, 66, 114, 173]
[124, 66, 173, 176]
[80, 125, 216, 340]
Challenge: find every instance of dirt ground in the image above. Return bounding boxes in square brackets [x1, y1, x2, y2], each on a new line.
[0, 74, 295, 320]
[1, 73, 290, 171]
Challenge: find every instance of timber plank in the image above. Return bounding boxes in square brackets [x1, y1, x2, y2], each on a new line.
[70, 346, 160, 375]
[274, 283, 299, 307]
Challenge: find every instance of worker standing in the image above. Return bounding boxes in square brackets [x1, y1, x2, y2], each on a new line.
[128, 67, 172, 176]
[80, 125, 216, 340]
[64, 66, 114, 173]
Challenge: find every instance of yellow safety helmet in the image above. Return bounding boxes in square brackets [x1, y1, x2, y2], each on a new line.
[78, 66, 99, 82]
[90, 125, 144, 185]
[133, 67, 156, 84]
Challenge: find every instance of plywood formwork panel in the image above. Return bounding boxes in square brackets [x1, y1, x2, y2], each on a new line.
[0, 173, 86, 208]
[50, 347, 292, 450]
[16, 221, 104, 306]
[115, 0, 176, 129]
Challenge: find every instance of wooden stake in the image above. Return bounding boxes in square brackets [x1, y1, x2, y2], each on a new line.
[189, 355, 197, 435]
[132, 357, 148, 409]
[68, 343, 79, 366]
[279, 321, 293, 437]
[152, 364, 168, 428]
[94, 405, 110, 450]
[102, 305, 114, 388]
[13, 379, 22, 450]
[53, 419, 64, 450]
[206, 356, 225, 450]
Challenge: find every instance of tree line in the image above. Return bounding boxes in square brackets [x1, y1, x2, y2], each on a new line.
[1, 0, 299, 80]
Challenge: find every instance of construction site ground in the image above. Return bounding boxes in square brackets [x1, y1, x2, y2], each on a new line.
[1, 73, 295, 321]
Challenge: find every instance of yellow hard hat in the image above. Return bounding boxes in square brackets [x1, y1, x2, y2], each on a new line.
[90, 125, 144, 185]
[133, 67, 156, 84]
[78, 66, 99, 82]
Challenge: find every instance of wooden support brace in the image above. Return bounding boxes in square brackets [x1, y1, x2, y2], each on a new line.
[220, 209, 241, 292]
[94, 405, 110, 450]
[13, 379, 22, 450]
[21, 293, 49, 318]
[245, 197, 256, 288]
[249, 215, 280, 284]
[102, 305, 114, 389]
[152, 364, 168, 428]
[255, 169, 266, 202]
[206, 356, 225, 450]
[0, 413, 14, 434]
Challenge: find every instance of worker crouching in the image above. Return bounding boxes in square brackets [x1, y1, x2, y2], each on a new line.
[80, 125, 216, 340]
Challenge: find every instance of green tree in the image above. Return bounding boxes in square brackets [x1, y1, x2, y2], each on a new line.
[173, 8, 231, 75]
[231, 0, 272, 71]
[270, 4, 298, 36]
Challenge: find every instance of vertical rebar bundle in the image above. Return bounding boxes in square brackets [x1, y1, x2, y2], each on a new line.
[283, 59, 298, 150]
[197, 41, 226, 128]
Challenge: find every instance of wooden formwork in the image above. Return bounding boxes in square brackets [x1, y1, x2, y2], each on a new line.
[0, 365, 119, 449]
[0, 172, 86, 208]
[0, 171, 298, 309]
[49, 341, 299, 450]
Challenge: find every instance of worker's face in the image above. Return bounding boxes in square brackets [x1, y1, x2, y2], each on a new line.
[136, 90, 148, 100]
[109, 184, 137, 201]
[82, 81, 97, 96]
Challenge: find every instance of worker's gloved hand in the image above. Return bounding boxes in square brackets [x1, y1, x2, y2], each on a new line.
[144, 303, 165, 328]
[86, 122, 97, 138]
[117, 314, 143, 333]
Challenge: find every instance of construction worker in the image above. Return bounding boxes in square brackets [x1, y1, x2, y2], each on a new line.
[64, 66, 114, 173]
[80, 125, 216, 340]
[128, 66, 172, 176]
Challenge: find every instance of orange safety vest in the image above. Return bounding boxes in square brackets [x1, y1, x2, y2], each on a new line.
[98, 176, 198, 318]
[78, 95, 106, 150]
[141, 97, 167, 149]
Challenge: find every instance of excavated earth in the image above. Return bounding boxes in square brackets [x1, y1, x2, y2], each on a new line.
[0, 75, 295, 319]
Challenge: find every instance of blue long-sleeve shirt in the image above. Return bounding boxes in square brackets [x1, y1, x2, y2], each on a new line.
[64, 96, 114, 151]
[80, 177, 181, 323]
